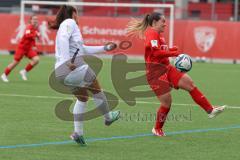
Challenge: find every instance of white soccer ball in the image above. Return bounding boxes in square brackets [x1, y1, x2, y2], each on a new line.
[174, 54, 192, 72]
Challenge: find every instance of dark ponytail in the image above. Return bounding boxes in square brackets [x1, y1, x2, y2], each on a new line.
[49, 5, 77, 30]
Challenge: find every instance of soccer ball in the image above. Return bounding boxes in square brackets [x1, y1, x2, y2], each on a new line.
[174, 54, 192, 72]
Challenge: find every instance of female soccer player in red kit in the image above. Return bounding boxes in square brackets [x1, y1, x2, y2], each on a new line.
[1, 15, 40, 82]
[127, 12, 225, 137]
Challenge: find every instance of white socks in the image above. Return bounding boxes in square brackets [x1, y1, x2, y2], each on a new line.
[93, 91, 111, 121]
[73, 92, 111, 136]
[73, 100, 86, 136]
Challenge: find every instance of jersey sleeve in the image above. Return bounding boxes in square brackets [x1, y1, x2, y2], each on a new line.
[145, 31, 179, 58]
[78, 27, 105, 54]
[152, 47, 179, 58]
[82, 45, 105, 54]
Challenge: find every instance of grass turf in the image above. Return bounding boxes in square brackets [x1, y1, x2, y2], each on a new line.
[0, 55, 240, 160]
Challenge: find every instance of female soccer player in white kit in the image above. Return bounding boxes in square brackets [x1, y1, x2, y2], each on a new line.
[50, 5, 120, 146]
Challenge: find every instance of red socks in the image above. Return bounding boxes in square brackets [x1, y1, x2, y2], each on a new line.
[25, 63, 33, 72]
[189, 87, 213, 113]
[153, 87, 212, 129]
[154, 87, 212, 129]
[155, 106, 170, 129]
[4, 63, 35, 76]
[4, 67, 11, 76]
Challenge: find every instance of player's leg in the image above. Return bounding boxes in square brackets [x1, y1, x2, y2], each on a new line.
[63, 64, 120, 125]
[87, 79, 120, 126]
[63, 64, 119, 145]
[152, 92, 172, 137]
[147, 69, 172, 137]
[58, 68, 89, 146]
[1, 49, 23, 82]
[1, 60, 20, 82]
[178, 74, 225, 118]
[64, 64, 120, 125]
[20, 50, 40, 81]
[70, 88, 88, 146]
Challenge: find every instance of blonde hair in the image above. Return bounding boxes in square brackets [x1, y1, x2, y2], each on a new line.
[127, 14, 149, 38]
[127, 12, 163, 38]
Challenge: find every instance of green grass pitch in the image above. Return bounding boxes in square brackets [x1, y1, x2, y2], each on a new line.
[0, 54, 240, 160]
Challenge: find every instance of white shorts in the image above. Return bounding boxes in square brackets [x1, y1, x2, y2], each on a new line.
[54, 57, 96, 89]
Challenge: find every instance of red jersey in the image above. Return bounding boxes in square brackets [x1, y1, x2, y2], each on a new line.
[145, 28, 184, 93]
[18, 24, 39, 51]
[144, 28, 178, 66]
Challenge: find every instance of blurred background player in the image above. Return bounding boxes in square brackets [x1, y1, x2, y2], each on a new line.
[49, 5, 120, 146]
[127, 12, 225, 137]
[1, 15, 40, 82]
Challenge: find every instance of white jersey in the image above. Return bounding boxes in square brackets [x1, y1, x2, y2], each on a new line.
[55, 18, 105, 69]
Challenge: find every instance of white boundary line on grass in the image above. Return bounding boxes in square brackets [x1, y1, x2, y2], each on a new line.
[0, 93, 239, 109]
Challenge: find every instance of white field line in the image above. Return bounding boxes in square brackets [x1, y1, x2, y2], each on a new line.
[0, 93, 239, 109]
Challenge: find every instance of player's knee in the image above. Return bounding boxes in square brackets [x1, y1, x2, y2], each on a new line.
[13, 60, 20, 65]
[32, 56, 40, 64]
[162, 102, 172, 108]
[88, 80, 102, 94]
[77, 96, 88, 102]
[179, 74, 195, 91]
[161, 97, 172, 108]
[189, 80, 195, 90]
[186, 78, 195, 91]
[9, 60, 19, 68]
[35, 57, 40, 63]
[73, 89, 89, 102]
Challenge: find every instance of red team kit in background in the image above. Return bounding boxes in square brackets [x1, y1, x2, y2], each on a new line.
[14, 24, 40, 62]
[4, 24, 40, 77]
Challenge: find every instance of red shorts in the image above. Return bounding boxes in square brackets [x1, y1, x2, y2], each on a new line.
[146, 65, 185, 97]
[14, 48, 38, 61]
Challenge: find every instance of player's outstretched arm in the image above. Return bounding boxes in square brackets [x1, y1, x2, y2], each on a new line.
[152, 46, 179, 58]
[82, 42, 117, 54]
